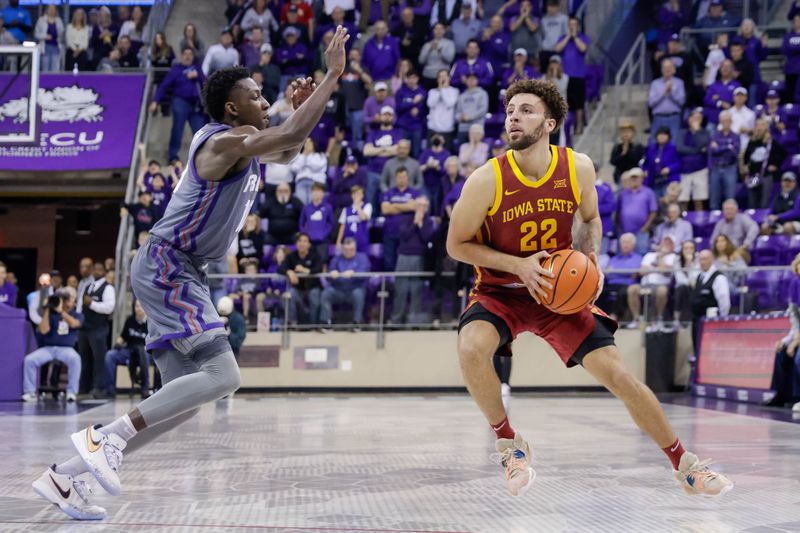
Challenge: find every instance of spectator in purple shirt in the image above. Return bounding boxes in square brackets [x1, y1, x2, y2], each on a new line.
[316, 7, 356, 52]
[763, 171, 800, 235]
[450, 39, 494, 90]
[364, 106, 404, 207]
[596, 173, 616, 247]
[598, 233, 643, 322]
[331, 156, 368, 211]
[617, 167, 658, 254]
[709, 110, 741, 210]
[0, 262, 18, 307]
[641, 127, 681, 198]
[418, 134, 451, 210]
[395, 70, 428, 158]
[739, 19, 769, 92]
[300, 183, 336, 265]
[321, 237, 372, 329]
[381, 167, 420, 271]
[149, 47, 206, 164]
[336, 184, 372, 253]
[362, 20, 401, 82]
[783, 15, 800, 101]
[239, 26, 266, 69]
[276, 26, 308, 89]
[480, 15, 511, 73]
[391, 196, 434, 325]
[704, 59, 741, 125]
[554, 17, 589, 134]
[148, 174, 172, 218]
[363, 81, 396, 131]
[652, 202, 694, 250]
[677, 108, 711, 211]
[503, 48, 540, 86]
[656, 0, 684, 48]
[648, 59, 686, 143]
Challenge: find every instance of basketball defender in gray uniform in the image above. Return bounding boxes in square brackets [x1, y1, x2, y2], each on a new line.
[31, 26, 350, 521]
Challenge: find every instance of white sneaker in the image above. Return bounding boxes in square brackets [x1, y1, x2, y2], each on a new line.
[624, 320, 640, 329]
[21, 393, 37, 403]
[66, 393, 77, 403]
[793, 402, 800, 413]
[70, 425, 126, 496]
[501, 383, 511, 398]
[674, 451, 734, 497]
[32, 466, 106, 520]
[492, 433, 535, 496]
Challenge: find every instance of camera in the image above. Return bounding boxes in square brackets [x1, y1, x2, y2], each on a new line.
[46, 294, 62, 310]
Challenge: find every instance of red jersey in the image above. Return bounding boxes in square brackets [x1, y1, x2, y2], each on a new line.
[474, 146, 581, 293]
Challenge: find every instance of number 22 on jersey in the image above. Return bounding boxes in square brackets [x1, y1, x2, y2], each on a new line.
[520, 218, 557, 252]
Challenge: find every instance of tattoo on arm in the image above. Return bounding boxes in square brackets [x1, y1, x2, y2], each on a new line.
[575, 218, 602, 256]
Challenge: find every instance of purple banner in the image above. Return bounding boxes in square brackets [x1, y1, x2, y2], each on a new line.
[0, 73, 146, 171]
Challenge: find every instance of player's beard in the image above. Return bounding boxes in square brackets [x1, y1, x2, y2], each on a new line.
[508, 122, 547, 151]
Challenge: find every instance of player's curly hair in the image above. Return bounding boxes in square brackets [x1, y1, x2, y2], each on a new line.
[504, 79, 568, 128]
[202, 66, 251, 122]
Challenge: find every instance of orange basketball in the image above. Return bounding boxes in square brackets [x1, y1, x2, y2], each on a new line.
[538, 250, 599, 315]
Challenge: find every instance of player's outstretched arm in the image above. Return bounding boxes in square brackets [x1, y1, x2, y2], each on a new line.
[446, 164, 554, 302]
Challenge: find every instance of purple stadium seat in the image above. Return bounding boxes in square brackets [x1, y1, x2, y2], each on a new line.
[750, 235, 790, 266]
[784, 235, 800, 264]
[708, 209, 722, 226]
[485, 112, 505, 140]
[260, 218, 269, 232]
[745, 269, 784, 311]
[693, 236, 710, 251]
[607, 238, 618, 256]
[684, 210, 712, 238]
[745, 208, 769, 225]
[367, 243, 384, 271]
[585, 64, 604, 103]
[262, 244, 275, 265]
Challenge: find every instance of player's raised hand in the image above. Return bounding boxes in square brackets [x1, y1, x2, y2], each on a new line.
[515, 250, 555, 305]
[588, 252, 604, 306]
[324, 25, 350, 77]
[291, 77, 315, 109]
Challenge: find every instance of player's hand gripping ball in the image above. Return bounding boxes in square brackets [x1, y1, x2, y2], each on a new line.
[538, 250, 599, 314]
[291, 77, 316, 109]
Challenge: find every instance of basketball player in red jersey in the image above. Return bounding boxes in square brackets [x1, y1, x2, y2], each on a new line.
[447, 80, 733, 498]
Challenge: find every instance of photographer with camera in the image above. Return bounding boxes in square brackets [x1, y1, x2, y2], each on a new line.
[21, 287, 83, 403]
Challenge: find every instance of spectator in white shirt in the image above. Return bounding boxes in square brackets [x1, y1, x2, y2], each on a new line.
[202, 29, 239, 76]
[729, 86, 755, 152]
[627, 234, 678, 330]
[240, 0, 279, 41]
[690, 249, 731, 350]
[290, 138, 328, 204]
[29, 271, 63, 326]
[78, 261, 116, 397]
[426, 69, 459, 149]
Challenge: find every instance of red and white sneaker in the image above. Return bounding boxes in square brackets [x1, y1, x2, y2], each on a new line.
[493, 433, 535, 496]
[32, 466, 106, 520]
[71, 424, 126, 496]
[674, 451, 734, 497]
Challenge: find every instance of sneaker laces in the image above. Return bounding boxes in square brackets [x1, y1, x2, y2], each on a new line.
[686, 458, 720, 483]
[104, 442, 123, 473]
[72, 479, 92, 504]
[490, 447, 528, 479]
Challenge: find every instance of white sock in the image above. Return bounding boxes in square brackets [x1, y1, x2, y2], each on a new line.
[54, 456, 88, 477]
[98, 414, 138, 441]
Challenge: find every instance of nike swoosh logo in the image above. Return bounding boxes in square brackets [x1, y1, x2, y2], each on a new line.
[49, 474, 71, 499]
[504, 189, 521, 196]
[670, 443, 680, 452]
[87, 426, 103, 453]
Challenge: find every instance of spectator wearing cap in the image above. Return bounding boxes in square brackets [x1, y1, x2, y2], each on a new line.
[121, 190, 157, 235]
[652, 202, 694, 251]
[276, 26, 309, 89]
[481, 15, 511, 71]
[363, 81, 396, 130]
[395, 70, 428, 158]
[616, 167, 658, 255]
[742, 117, 787, 209]
[340, 48, 372, 148]
[364, 105, 404, 207]
[641, 126, 680, 198]
[241, 0, 279, 41]
[426, 69, 459, 149]
[458, 123, 489, 171]
[509, 0, 541, 60]
[336, 184, 372, 253]
[150, 47, 206, 164]
[381, 167, 421, 271]
[451, 3, 483, 56]
[648, 58, 685, 144]
[504, 48, 539, 86]
[419, 133, 451, 210]
[280, 0, 313, 26]
[78, 261, 115, 397]
[0, 261, 17, 307]
[554, 16, 589, 134]
[598, 233, 642, 322]
[280, 5, 311, 44]
[711, 199, 759, 251]
[704, 59, 741, 126]
[362, 20, 400, 82]
[708, 110, 740, 210]
[656, 0, 684, 48]
[254, 43, 281, 103]
[321, 237, 371, 330]
[451, 39, 494, 90]
[455, 72, 489, 144]
[729, 38, 755, 91]
[786, 15, 800, 101]
[202, 30, 239, 76]
[419, 23, 456, 90]
[763, 171, 800, 235]
[539, 0, 568, 67]
[332, 156, 368, 212]
[694, 0, 740, 52]
[490, 138, 507, 158]
[392, 6, 427, 66]
[758, 89, 787, 133]
[381, 139, 422, 192]
[677, 107, 710, 211]
[610, 120, 645, 186]
[729, 86, 755, 152]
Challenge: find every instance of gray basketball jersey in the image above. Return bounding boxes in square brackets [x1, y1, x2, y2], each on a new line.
[150, 123, 260, 262]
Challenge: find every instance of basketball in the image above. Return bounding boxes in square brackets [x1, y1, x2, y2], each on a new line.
[539, 250, 599, 315]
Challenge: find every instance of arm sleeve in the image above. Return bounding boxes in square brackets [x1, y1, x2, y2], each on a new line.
[777, 195, 800, 222]
[153, 67, 177, 103]
[713, 274, 731, 316]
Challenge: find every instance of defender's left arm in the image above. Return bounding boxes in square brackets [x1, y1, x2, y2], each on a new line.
[573, 151, 604, 303]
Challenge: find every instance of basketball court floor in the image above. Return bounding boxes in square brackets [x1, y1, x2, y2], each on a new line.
[1, 394, 798, 532]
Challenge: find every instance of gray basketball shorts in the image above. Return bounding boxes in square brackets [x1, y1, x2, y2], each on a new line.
[131, 236, 226, 352]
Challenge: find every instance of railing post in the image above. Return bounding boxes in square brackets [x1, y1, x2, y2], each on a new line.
[281, 291, 290, 350]
[377, 276, 387, 349]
